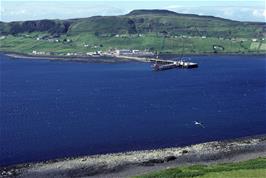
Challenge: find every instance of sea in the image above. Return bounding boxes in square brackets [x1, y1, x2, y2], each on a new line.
[0, 54, 265, 166]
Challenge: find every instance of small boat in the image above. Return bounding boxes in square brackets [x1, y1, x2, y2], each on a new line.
[179, 61, 198, 68]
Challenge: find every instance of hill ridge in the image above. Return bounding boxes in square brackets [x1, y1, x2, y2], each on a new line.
[1, 9, 265, 37]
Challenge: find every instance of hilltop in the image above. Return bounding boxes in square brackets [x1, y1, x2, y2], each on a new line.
[0, 9, 266, 56]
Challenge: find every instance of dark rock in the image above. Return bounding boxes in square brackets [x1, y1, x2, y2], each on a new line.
[182, 150, 189, 154]
[164, 156, 177, 162]
[141, 158, 164, 166]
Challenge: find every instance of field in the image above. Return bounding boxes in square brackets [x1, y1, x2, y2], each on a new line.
[135, 158, 266, 178]
[250, 42, 260, 50]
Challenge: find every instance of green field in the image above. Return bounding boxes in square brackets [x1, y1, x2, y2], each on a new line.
[250, 42, 260, 50]
[135, 158, 266, 178]
[1, 33, 266, 55]
[260, 43, 266, 51]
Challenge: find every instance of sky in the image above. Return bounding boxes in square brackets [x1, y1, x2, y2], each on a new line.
[0, 0, 265, 22]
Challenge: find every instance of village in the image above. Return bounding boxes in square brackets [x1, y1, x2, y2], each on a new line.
[31, 48, 156, 59]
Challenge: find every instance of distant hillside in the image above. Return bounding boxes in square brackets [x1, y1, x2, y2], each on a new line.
[0, 10, 266, 56]
[1, 10, 265, 38]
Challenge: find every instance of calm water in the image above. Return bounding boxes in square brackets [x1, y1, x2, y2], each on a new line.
[0, 54, 265, 166]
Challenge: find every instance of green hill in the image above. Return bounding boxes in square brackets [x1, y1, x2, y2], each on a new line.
[1, 9, 266, 55]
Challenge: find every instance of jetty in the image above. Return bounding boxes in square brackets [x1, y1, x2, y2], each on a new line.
[110, 55, 198, 70]
[151, 60, 198, 71]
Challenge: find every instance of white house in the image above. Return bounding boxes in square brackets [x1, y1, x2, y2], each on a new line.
[115, 49, 132, 55]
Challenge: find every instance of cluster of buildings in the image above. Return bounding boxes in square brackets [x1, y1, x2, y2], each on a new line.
[30, 49, 154, 58]
[35, 35, 72, 43]
[114, 34, 145, 38]
[32, 50, 49, 55]
[112, 49, 154, 57]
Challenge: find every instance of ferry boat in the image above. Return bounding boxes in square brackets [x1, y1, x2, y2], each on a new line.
[178, 60, 198, 68]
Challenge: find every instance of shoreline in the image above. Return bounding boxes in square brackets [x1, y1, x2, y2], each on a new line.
[1, 52, 130, 64]
[1, 134, 265, 177]
[1, 51, 265, 64]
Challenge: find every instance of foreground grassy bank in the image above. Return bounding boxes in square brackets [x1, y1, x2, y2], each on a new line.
[136, 157, 266, 178]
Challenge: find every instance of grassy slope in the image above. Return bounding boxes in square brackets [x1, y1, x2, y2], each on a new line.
[68, 12, 264, 38]
[1, 10, 266, 55]
[135, 158, 266, 178]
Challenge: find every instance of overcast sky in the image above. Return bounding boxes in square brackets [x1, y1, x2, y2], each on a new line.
[1, 0, 265, 22]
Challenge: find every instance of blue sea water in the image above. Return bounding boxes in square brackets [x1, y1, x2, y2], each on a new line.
[0, 54, 265, 166]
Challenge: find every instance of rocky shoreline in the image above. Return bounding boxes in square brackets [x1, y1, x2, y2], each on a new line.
[1, 52, 129, 63]
[1, 135, 266, 178]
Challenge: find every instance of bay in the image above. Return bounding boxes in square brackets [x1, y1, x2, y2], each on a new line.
[0, 54, 265, 166]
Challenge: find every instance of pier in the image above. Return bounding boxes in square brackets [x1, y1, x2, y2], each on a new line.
[110, 55, 198, 70]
